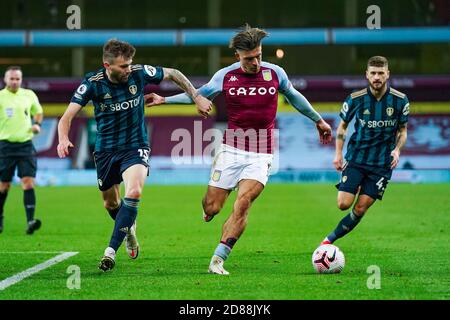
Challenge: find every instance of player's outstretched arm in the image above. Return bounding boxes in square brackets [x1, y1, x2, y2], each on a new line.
[334, 120, 349, 171]
[283, 86, 332, 144]
[391, 124, 407, 169]
[162, 67, 212, 118]
[57, 102, 82, 158]
[144, 93, 165, 107]
[144, 91, 210, 118]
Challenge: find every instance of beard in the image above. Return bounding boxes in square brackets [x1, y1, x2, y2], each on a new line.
[369, 80, 385, 92]
[111, 72, 129, 83]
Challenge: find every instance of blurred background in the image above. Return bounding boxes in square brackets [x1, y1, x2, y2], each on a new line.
[1, 0, 449, 185]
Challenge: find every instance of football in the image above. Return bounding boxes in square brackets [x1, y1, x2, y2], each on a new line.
[312, 244, 345, 273]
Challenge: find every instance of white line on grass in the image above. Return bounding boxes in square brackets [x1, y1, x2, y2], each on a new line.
[0, 251, 67, 254]
[0, 251, 79, 291]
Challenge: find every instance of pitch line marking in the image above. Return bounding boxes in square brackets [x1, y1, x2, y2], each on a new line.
[0, 251, 67, 254]
[0, 251, 79, 291]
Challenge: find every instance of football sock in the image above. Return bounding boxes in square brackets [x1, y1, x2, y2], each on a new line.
[214, 243, 231, 261]
[23, 189, 36, 223]
[0, 190, 7, 225]
[107, 200, 122, 221]
[326, 209, 362, 243]
[104, 247, 116, 259]
[214, 237, 237, 261]
[108, 198, 139, 251]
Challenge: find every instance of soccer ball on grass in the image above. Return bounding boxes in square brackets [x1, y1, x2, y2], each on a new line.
[312, 244, 345, 274]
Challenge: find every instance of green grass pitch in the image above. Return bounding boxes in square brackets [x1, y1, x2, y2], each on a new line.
[0, 183, 448, 300]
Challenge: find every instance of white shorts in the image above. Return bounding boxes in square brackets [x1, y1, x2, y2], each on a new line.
[209, 144, 273, 190]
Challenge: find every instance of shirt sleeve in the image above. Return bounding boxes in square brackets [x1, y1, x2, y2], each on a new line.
[275, 66, 321, 122]
[29, 90, 43, 116]
[275, 65, 292, 94]
[165, 68, 225, 104]
[399, 97, 410, 125]
[282, 86, 322, 122]
[141, 65, 164, 85]
[339, 95, 357, 123]
[70, 79, 93, 107]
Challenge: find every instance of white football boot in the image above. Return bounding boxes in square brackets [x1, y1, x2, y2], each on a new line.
[208, 255, 229, 275]
[124, 221, 139, 259]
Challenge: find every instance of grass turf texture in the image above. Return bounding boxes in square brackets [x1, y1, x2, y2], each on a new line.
[0, 184, 448, 300]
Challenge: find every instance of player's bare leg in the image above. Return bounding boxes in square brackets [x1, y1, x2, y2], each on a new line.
[323, 193, 376, 245]
[352, 194, 376, 217]
[221, 179, 264, 242]
[202, 186, 231, 222]
[336, 191, 356, 211]
[208, 179, 264, 275]
[21, 177, 41, 235]
[102, 184, 121, 221]
[322, 191, 357, 244]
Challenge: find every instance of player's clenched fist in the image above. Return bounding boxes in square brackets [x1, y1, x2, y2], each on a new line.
[316, 118, 333, 144]
[193, 95, 213, 118]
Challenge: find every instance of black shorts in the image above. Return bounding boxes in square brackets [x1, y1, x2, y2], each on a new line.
[335, 161, 392, 200]
[93, 147, 150, 191]
[0, 140, 37, 182]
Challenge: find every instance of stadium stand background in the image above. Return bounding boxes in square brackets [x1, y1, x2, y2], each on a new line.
[0, 0, 449, 185]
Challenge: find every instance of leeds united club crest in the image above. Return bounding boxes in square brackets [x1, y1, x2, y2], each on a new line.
[386, 107, 394, 117]
[129, 85, 137, 95]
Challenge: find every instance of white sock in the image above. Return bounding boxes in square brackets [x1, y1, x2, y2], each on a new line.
[104, 247, 116, 259]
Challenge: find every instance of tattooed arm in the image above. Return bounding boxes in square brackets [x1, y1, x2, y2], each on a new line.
[162, 68, 212, 117]
[162, 68, 198, 99]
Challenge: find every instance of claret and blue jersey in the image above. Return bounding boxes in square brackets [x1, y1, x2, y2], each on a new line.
[340, 86, 410, 169]
[70, 64, 164, 152]
[166, 61, 321, 154]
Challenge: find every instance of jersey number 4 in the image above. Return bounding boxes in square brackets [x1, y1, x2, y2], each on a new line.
[376, 177, 385, 191]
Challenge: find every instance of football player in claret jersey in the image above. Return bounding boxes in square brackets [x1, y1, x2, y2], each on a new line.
[57, 39, 212, 271]
[145, 25, 333, 275]
[321, 56, 409, 245]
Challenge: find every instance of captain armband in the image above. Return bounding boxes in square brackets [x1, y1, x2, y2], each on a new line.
[337, 134, 346, 141]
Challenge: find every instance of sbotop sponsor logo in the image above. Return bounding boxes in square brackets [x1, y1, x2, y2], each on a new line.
[100, 96, 141, 112]
[170, 120, 279, 174]
[367, 119, 397, 128]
